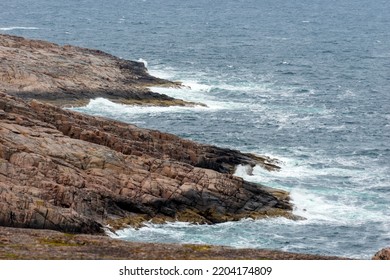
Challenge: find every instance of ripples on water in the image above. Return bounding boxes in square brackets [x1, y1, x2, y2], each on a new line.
[2, 0, 390, 258]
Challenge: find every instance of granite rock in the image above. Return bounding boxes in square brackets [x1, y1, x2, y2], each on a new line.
[0, 34, 192, 107]
[0, 92, 294, 233]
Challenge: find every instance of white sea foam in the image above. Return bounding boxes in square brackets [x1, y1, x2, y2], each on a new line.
[137, 58, 148, 68]
[147, 65, 318, 117]
[112, 221, 207, 244]
[0, 26, 40, 31]
[149, 86, 245, 110]
[212, 82, 272, 93]
[181, 81, 212, 92]
[148, 65, 277, 93]
[72, 97, 213, 116]
[148, 67, 177, 80]
[235, 157, 333, 182]
[234, 155, 389, 225]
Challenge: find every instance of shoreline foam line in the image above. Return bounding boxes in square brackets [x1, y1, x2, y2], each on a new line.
[0, 26, 40, 31]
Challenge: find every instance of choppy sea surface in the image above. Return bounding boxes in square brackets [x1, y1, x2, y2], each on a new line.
[1, 0, 389, 259]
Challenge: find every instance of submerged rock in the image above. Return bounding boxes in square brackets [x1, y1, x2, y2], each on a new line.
[0, 92, 294, 233]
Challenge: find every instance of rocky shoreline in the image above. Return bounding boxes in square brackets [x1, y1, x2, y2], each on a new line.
[0, 34, 195, 107]
[0, 91, 295, 234]
[0, 34, 388, 259]
[0, 226, 347, 260]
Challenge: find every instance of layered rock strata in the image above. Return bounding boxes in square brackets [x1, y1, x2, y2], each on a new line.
[0, 92, 293, 233]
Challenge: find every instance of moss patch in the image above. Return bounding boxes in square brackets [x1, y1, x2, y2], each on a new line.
[174, 209, 210, 224]
[38, 237, 85, 247]
[182, 244, 213, 252]
[1, 252, 21, 259]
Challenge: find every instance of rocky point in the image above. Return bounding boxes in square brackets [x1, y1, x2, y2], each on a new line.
[0, 34, 296, 235]
[0, 91, 294, 233]
[0, 34, 192, 107]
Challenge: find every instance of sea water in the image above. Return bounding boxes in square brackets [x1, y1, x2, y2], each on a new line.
[1, 0, 389, 259]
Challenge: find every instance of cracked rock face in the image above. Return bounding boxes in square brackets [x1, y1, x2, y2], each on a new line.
[0, 92, 293, 233]
[0, 34, 294, 234]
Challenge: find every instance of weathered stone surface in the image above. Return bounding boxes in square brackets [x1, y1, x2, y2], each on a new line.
[0, 92, 294, 233]
[372, 248, 390, 260]
[0, 34, 194, 106]
[0, 34, 279, 173]
[0, 226, 347, 260]
[0, 35, 294, 235]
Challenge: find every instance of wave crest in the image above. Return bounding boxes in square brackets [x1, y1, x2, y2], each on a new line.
[0, 26, 40, 31]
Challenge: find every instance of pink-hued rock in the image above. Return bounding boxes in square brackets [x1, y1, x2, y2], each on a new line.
[0, 33, 189, 107]
[0, 34, 294, 234]
[0, 92, 293, 233]
[372, 248, 390, 260]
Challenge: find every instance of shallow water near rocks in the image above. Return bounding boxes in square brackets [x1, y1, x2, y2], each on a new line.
[2, 0, 390, 259]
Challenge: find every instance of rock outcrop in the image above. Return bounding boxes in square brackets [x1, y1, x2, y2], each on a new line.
[0, 226, 347, 260]
[0, 34, 193, 107]
[0, 34, 293, 234]
[0, 92, 293, 234]
[372, 248, 390, 260]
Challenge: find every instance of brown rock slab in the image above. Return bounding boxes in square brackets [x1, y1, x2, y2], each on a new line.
[0, 34, 195, 107]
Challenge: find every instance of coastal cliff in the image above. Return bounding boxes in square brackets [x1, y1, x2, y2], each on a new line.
[0, 92, 293, 233]
[1, 34, 388, 260]
[0, 34, 293, 235]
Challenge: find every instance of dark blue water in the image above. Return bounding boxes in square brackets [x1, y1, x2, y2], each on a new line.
[1, 0, 390, 259]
